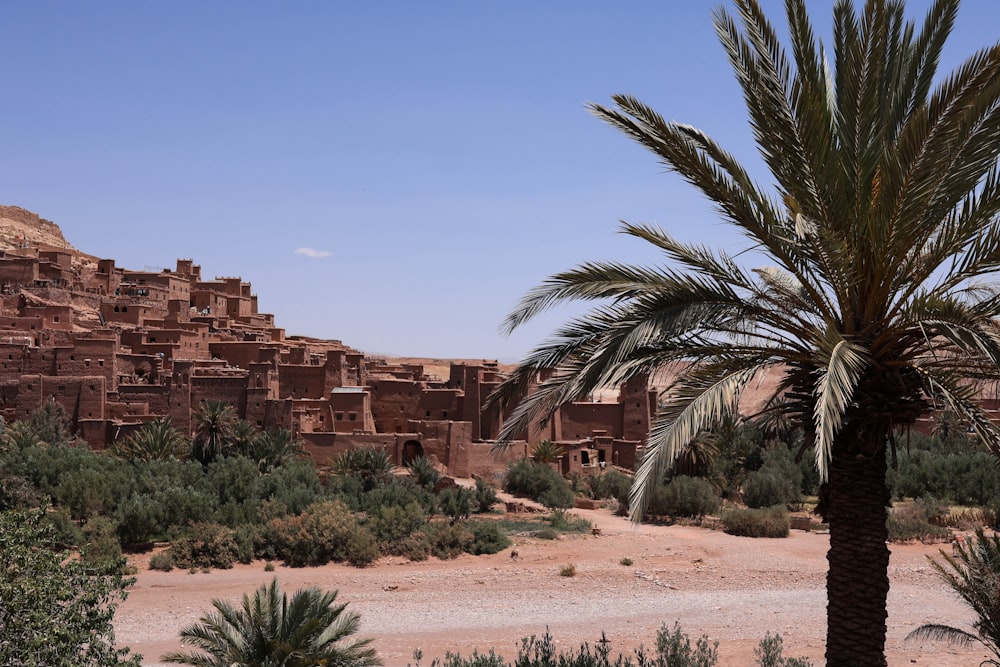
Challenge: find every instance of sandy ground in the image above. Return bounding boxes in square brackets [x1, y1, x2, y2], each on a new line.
[115, 500, 991, 667]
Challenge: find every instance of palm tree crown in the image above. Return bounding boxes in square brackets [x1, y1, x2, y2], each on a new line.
[191, 400, 238, 465]
[162, 577, 381, 667]
[491, 1, 1000, 664]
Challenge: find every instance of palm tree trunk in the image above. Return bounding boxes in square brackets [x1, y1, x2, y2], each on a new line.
[825, 441, 891, 666]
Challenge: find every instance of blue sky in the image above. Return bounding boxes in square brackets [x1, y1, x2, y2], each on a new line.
[2, 1, 998, 361]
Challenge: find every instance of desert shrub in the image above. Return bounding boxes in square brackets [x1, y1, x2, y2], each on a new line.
[503, 459, 575, 509]
[372, 501, 427, 548]
[743, 472, 796, 509]
[206, 455, 261, 507]
[754, 632, 814, 667]
[586, 470, 633, 502]
[0, 474, 42, 510]
[114, 486, 218, 544]
[362, 478, 437, 516]
[406, 456, 441, 489]
[41, 507, 82, 549]
[268, 499, 362, 567]
[890, 446, 1000, 505]
[474, 478, 498, 513]
[332, 447, 395, 490]
[149, 551, 175, 572]
[345, 527, 380, 567]
[533, 527, 559, 540]
[233, 523, 257, 564]
[559, 563, 576, 577]
[327, 472, 366, 510]
[397, 531, 432, 561]
[887, 500, 951, 542]
[722, 507, 790, 538]
[548, 509, 592, 533]
[439, 486, 475, 524]
[256, 458, 323, 515]
[264, 561, 275, 572]
[656, 622, 719, 667]
[467, 520, 511, 555]
[620, 557, 633, 566]
[81, 516, 123, 566]
[426, 521, 473, 559]
[169, 522, 239, 570]
[646, 476, 720, 518]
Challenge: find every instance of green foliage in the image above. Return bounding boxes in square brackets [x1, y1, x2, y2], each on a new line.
[149, 552, 175, 572]
[585, 470, 633, 502]
[531, 439, 566, 464]
[905, 528, 1000, 662]
[110, 417, 188, 462]
[396, 531, 432, 561]
[333, 447, 395, 491]
[467, 520, 511, 555]
[504, 458, 575, 509]
[29, 399, 73, 447]
[548, 509, 592, 533]
[439, 486, 475, 524]
[474, 477, 499, 513]
[269, 499, 379, 567]
[722, 507, 790, 538]
[3, 418, 44, 450]
[887, 499, 952, 543]
[426, 520, 473, 559]
[345, 528, 381, 567]
[646, 476, 720, 519]
[889, 441, 1000, 506]
[191, 399, 238, 465]
[362, 477, 437, 516]
[655, 622, 719, 667]
[743, 446, 803, 509]
[371, 501, 428, 548]
[620, 558, 633, 566]
[0, 508, 142, 666]
[82, 515, 124, 567]
[246, 427, 305, 472]
[754, 632, 814, 667]
[406, 455, 441, 489]
[162, 578, 380, 667]
[533, 527, 559, 540]
[169, 522, 240, 570]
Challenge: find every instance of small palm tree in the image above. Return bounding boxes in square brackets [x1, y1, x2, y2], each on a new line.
[2, 419, 43, 451]
[162, 578, 381, 667]
[110, 417, 188, 462]
[191, 400, 238, 465]
[907, 528, 1000, 665]
[230, 419, 261, 457]
[531, 439, 566, 464]
[248, 428, 305, 472]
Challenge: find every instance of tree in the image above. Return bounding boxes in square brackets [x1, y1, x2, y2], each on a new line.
[110, 417, 189, 462]
[530, 439, 566, 464]
[0, 508, 141, 666]
[162, 577, 381, 667]
[191, 399, 238, 465]
[248, 427, 306, 472]
[907, 528, 1000, 665]
[489, 1, 1000, 664]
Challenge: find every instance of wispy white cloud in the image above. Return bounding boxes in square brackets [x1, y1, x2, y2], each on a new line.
[295, 247, 332, 258]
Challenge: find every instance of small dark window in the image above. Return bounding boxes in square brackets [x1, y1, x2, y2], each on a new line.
[442, 410, 448, 419]
[348, 412, 357, 422]
[425, 410, 431, 417]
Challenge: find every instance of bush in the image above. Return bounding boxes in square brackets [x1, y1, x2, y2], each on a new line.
[743, 471, 797, 509]
[81, 516, 123, 567]
[722, 507, 790, 538]
[474, 478, 498, 513]
[887, 500, 951, 543]
[149, 551, 175, 572]
[397, 531, 432, 561]
[586, 470, 633, 502]
[406, 456, 440, 489]
[533, 527, 559, 540]
[620, 557, 633, 566]
[468, 520, 511, 555]
[647, 476, 720, 518]
[559, 563, 576, 577]
[547, 509, 592, 533]
[427, 521, 473, 559]
[169, 522, 239, 570]
[439, 486, 475, 524]
[372, 501, 427, 548]
[268, 499, 365, 567]
[656, 622, 719, 667]
[754, 632, 814, 667]
[345, 528, 380, 567]
[503, 459, 575, 509]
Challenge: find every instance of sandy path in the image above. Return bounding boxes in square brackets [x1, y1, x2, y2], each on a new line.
[116, 504, 990, 666]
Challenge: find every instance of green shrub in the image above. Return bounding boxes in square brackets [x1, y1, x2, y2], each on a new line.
[332, 447, 395, 490]
[722, 506, 790, 538]
[406, 456, 440, 489]
[503, 459, 575, 509]
[40, 508, 82, 549]
[345, 527, 380, 567]
[754, 632, 814, 667]
[656, 622, 719, 666]
[363, 478, 437, 516]
[647, 476, 720, 518]
[467, 520, 511, 555]
[397, 531, 432, 561]
[620, 557, 633, 566]
[474, 478, 498, 513]
[547, 509, 592, 533]
[81, 516, 123, 567]
[887, 501, 951, 542]
[264, 561, 275, 572]
[149, 551, 175, 572]
[586, 470, 633, 502]
[427, 521, 472, 559]
[169, 522, 239, 570]
[743, 471, 796, 509]
[372, 501, 427, 548]
[533, 527, 559, 540]
[439, 487, 475, 524]
[268, 499, 362, 566]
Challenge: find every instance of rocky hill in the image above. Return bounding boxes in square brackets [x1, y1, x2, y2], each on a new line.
[0, 206, 77, 251]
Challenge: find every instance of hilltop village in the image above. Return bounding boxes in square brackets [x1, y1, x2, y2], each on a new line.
[0, 206, 654, 478]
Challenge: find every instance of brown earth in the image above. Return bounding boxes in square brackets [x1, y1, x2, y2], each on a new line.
[115, 496, 989, 667]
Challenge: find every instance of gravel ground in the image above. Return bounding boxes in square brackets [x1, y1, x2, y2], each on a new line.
[115, 504, 991, 667]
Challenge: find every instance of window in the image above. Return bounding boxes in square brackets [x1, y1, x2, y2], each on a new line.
[53, 316, 60, 323]
[335, 412, 344, 420]
[442, 410, 448, 419]
[425, 410, 431, 417]
[348, 412, 357, 422]
[98, 359, 104, 367]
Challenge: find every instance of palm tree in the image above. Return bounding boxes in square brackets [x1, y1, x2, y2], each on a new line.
[191, 400, 238, 465]
[162, 578, 381, 667]
[248, 428, 306, 472]
[489, 1, 1000, 664]
[109, 417, 188, 462]
[530, 439, 566, 464]
[907, 528, 1000, 665]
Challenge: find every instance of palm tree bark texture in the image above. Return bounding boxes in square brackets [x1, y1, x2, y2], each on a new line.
[488, 1, 1000, 665]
